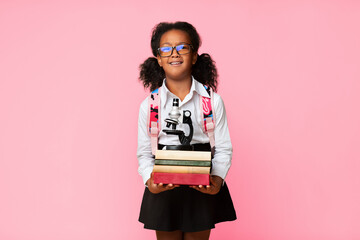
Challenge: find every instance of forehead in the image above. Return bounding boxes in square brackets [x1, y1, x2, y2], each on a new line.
[160, 29, 191, 45]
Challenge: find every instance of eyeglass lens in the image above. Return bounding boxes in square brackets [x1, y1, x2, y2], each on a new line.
[159, 44, 191, 56]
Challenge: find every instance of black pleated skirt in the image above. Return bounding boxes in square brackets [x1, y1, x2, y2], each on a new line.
[138, 143, 237, 232]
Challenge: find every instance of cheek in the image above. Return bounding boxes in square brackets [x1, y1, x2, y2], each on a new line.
[192, 54, 197, 64]
[157, 56, 162, 66]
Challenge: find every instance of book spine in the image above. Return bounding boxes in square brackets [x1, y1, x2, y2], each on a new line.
[155, 150, 211, 161]
[153, 165, 210, 174]
[155, 159, 211, 167]
[153, 172, 210, 185]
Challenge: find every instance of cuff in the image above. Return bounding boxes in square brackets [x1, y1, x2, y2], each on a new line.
[211, 164, 229, 186]
[141, 168, 153, 186]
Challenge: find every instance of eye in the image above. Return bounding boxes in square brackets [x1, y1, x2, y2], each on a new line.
[160, 46, 172, 52]
[176, 44, 186, 51]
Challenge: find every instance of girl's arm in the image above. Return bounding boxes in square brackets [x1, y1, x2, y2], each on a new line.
[137, 97, 154, 186]
[210, 93, 233, 181]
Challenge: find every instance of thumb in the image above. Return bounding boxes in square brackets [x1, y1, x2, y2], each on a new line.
[210, 176, 216, 185]
[150, 172, 157, 186]
[210, 175, 222, 186]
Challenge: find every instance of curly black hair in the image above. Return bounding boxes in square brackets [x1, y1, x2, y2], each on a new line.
[139, 21, 218, 92]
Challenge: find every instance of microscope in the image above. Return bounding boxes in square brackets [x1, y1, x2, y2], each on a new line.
[162, 98, 194, 150]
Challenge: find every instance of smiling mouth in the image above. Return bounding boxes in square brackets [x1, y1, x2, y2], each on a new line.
[169, 61, 183, 65]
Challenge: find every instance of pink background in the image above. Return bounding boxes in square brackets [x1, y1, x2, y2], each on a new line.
[1, 1, 359, 239]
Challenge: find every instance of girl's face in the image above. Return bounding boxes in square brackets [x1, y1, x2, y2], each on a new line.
[157, 29, 197, 81]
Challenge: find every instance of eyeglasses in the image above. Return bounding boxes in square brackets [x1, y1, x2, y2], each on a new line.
[158, 44, 193, 57]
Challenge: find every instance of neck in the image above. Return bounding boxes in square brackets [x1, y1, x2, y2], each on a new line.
[165, 76, 192, 101]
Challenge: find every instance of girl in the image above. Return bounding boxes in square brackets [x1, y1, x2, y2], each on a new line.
[137, 21, 236, 240]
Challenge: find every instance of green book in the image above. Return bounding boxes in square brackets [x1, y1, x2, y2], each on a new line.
[155, 159, 211, 167]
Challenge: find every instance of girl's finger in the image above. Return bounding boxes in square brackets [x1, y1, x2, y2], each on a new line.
[171, 184, 180, 188]
[196, 186, 206, 193]
[170, 184, 180, 189]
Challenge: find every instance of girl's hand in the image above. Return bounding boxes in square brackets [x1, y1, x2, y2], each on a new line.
[189, 175, 223, 195]
[146, 172, 180, 194]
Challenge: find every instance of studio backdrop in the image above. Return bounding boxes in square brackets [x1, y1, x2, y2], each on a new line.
[0, 1, 359, 240]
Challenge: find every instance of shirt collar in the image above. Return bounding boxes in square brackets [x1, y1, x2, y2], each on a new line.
[193, 76, 211, 98]
[160, 76, 210, 108]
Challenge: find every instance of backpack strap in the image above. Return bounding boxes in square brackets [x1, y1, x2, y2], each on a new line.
[147, 87, 161, 155]
[200, 85, 215, 151]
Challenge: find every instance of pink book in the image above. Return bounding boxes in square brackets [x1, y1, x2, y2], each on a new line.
[153, 172, 210, 186]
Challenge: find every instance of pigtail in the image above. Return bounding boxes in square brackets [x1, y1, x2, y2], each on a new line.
[192, 53, 218, 92]
[139, 57, 165, 92]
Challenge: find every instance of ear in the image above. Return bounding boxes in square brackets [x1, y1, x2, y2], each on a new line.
[192, 52, 198, 65]
[157, 55, 162, 67]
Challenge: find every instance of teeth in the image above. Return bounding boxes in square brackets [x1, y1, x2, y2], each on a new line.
[170, 62, 182, 65]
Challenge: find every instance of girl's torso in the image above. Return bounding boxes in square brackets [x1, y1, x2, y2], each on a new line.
[157, 81, 211, 146]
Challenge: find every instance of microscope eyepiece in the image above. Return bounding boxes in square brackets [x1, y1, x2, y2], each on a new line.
[173, 98, 179, 107]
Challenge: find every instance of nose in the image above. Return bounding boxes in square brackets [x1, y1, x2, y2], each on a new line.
[170, 46, 180, 57]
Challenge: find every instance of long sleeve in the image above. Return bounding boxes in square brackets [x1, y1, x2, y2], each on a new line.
[137, 97, 155, 185]
[210, 93, 233, 181]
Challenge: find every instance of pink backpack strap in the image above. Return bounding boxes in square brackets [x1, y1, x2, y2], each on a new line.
[147, 87, 161, 155]
[200, 86, 215, 151]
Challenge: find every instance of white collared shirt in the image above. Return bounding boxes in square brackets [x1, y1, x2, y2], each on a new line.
[137, 76, 233, 185]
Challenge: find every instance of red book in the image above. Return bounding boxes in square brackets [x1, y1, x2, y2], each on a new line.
[153, 172, 210, 186]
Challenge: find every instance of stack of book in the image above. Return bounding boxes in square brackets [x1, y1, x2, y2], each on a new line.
[153, 150, 211, 186]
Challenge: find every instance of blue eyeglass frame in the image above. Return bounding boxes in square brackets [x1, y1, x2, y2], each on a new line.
[157, 44, 193, 57]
